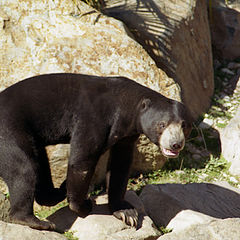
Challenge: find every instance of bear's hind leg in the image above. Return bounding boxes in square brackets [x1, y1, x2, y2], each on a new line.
[3, 148, 55, 230]
[34, 147, 66, 206]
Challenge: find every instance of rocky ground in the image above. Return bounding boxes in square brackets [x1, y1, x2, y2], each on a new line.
[203, 59, 240, 130]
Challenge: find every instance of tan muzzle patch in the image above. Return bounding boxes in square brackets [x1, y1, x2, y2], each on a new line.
[159, 123, 185, 158]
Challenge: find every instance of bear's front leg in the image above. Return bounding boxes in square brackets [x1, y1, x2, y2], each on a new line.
[108, 136, 139, 227]
[67, 164, 94, 217]
[66, 139, 100, 217]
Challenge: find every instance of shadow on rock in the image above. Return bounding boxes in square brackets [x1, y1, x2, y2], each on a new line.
[140, 182, 240, 229]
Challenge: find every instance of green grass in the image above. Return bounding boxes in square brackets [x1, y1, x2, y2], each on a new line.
[35, 200, 68, 220]
[127, 154, 234, 193]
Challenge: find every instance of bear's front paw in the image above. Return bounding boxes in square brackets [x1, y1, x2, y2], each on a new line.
[110, 200, 138, 227]
[69, 199, 92, 217]
[113, 208, 138, 227]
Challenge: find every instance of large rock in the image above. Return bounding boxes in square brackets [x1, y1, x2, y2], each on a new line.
[0, 0, 180, 188]
[47, 191, 161, 240]
[210, 0, 240, 60]
[103, 0, 214, 119]
[0, 220, 67, 240]
[227, 0, 240, 12]
[158, 218, 240, 240]
[140, 182, 240, 231]
[220, 104, 240, 176]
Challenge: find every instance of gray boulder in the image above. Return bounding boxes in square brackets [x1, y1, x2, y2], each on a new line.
[140, 182, 240, 231]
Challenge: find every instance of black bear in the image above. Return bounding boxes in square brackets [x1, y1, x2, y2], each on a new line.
[0, 73, 191, 230]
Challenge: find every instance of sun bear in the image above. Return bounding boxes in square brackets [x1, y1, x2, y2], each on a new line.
[0, 73, 191, 230]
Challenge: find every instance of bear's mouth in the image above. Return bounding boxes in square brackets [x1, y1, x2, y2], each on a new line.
[161, 147, 180, 158]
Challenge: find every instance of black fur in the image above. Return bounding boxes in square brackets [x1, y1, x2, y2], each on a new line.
[0, 73, 191, 230]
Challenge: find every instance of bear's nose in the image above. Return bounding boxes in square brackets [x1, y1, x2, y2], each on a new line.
[171, 142, 183, 150]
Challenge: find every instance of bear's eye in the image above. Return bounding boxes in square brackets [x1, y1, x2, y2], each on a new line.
[141, 98, 151, 112]
[157, 122, 166, 130]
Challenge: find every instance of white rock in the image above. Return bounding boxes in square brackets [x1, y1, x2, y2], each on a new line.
[199, 118, 214, 129]
[221, 106, 240, 176]
[166, 210, 215, 233]
[158, 218, 240, 240]
[229, 176, 238, 184]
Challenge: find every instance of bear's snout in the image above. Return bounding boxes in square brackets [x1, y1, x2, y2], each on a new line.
[158, 122, 186, 158]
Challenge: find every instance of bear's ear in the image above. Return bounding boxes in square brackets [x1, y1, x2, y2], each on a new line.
[141, 98, 151, 112]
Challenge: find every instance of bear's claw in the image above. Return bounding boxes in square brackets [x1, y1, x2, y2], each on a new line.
[113, 208, 138, 227]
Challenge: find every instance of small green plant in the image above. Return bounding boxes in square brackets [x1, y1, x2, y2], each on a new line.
[64, 231, 78, 240]
[204, 155, 230, 175]
[159, 226, 173, 234]
[4, 192, 10, 199]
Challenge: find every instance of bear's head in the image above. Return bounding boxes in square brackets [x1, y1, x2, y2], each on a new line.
[139, 97, 192, 158]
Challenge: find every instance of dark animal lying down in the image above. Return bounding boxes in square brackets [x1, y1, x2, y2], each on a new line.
[0, 73, 192, 230]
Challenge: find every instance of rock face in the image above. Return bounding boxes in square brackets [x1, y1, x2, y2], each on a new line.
[210, 0, 240, 60]
[220, 105, 240, 176]
[103, 0, 214, 119]
[0, 0, 180, 188]
[0, 220, 67, 240]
